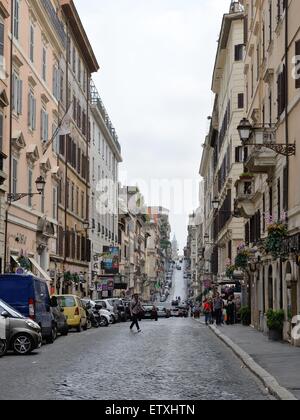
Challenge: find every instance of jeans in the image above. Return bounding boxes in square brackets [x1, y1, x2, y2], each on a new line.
[215, 309, 222, 325]
[130, 314, 140, 331]
[205, 313, 212, 325]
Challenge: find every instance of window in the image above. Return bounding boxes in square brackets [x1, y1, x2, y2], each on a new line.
[12, 158, 18, 195]
[234, 44, 244, 61]
[295, 40, 300, 89]
[12, 72, 22, 115]
[277, 178, 281, 220]
[28, 91, 36, 130]
[81, 191, 85, 219]
[53, 64, 61, 101]
[72, 46, 76, 73]
[13, 0, 20, 40]
[29, 24, 34, 63]
[28, 169, 33, 207]
[52, 187, 57, 220]
[42, 46, 47, 82]
[52, 123, 59, 154]
[238, 93, 244, 109]
[283, 166, 288, 212]
[277, 64, 286, 118]
[0, 19, 4, 60]
[0, 112, 3, 156]
[78, 57, 81, 84]
[41, 108, 49, 142]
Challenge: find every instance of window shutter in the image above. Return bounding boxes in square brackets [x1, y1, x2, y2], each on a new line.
[238, 93, 244, 109]
[244, 15, 248, 45]
[17, 79, 23, 115]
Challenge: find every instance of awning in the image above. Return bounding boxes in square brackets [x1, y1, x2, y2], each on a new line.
[10, 255, 20, 266]
[29, 258, 52, 283]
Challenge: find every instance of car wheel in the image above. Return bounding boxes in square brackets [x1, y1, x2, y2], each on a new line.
[111, 315, 117, 324]
[86, 319, 92, 330]
[100, 316, 109, 327]
[12, 334, 34, 355]
[46, 325, 57, 344]
[61, 326, 69, 336]
[0, 339, 7, 357]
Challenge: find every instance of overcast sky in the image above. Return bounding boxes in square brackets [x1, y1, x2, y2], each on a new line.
[75, 0, 228, 250]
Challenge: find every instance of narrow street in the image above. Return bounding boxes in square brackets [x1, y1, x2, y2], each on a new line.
[0, 269, 270, 401]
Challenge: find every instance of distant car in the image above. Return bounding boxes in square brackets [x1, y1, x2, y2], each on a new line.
[0, 298, 42, 355]
[157, 306, 170, 318]
[142, 305, 154, 319]
[172, 300, 179, 307]
[178, 306, 189, 318]
[50, 297, 69, 337]
[171, 308, 180, 317]
[160, 295, 167, 303]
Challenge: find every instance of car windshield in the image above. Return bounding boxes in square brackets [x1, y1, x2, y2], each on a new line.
[157, 307, 165, 311]
[0, 300, 24, 319]
[57, 296, 76, 308]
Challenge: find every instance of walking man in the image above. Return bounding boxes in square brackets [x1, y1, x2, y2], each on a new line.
[213, 293, 224, 326]
[130, 294, 143, 333]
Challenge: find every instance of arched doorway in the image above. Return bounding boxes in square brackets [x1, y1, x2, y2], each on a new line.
[286, 261, 297, 319]
[268, 265, 273, 310]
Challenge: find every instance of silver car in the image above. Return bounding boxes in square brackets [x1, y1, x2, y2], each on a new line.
[0, 299, 42, 356]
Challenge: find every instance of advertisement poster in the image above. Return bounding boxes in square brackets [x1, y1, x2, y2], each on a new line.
[102, 247, 120, 274]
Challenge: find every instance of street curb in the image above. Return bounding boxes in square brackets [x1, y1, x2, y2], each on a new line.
[207, 324, 297, 401]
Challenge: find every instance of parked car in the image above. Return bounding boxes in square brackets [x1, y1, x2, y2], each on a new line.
[0, 274, 56, 344]
[122, 300, 132, 320]
[56, 295, 87, 332]
[157, 306, 170, 318]
[160, 295, 167, 303]
[178, 305, 189, 318]
[171, 308, 180, 317]
[142, 305, 153, 319]
[107, 298, 128, 322]
[0, 298, 42, 355]
[172, 300, 179, 307]
[50, 296, 69, 337]
[95, 299, 119, 323]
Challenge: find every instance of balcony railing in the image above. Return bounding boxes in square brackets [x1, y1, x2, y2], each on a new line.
[41, 0, 66, 47]
[90, 80, 121, 154]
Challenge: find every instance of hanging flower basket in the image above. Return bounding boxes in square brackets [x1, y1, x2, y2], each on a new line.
[264, 222, 288, 259]
[235, 251, 250, 270]
[225, 265, 236, 279]
[18, 256, 32, 272]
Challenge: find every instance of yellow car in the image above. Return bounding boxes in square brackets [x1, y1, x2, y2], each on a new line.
[55, 295, 87, 332]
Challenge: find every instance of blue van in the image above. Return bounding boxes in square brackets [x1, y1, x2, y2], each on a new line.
[0, 274, 55, 343]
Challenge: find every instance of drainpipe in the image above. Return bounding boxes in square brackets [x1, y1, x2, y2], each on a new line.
[4, 1, 15, 273]
[285, 2, 289, 221]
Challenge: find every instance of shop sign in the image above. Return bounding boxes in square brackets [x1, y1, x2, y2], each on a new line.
[102, 247, 119, 274]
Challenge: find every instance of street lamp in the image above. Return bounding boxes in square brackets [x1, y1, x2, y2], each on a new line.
[212, 198, 220, 210]
[237, 118, 252, 144]
[8, 176, 46, 203]
[237, 118, 296, 156]
[83, 220, 90, 231]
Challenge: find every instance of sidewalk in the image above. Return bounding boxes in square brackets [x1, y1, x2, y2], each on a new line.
[199, 319, 300, 400]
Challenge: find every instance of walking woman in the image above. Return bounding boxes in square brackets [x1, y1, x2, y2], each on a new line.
[130, 294, 143, 333]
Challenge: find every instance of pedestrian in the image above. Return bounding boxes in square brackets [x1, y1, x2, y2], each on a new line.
[130, 294, 143, 333]
[203, 299, 213, 326]
[213, 293, 223, 326]
[151, 305, 158, 321]
[226, 297, 235, 325]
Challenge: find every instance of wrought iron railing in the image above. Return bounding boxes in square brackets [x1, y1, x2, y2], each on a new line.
[90, 80, 121, 154]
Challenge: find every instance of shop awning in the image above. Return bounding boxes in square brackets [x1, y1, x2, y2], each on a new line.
[29, 258, 52, 283]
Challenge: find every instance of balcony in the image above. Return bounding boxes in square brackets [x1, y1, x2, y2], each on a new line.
[244, 127, 277, 174]
[234, 178, 256, 219]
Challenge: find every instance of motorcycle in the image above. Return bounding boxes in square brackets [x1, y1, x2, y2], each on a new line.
[94, 304, 111, 327]
[85, 303, 99, 329]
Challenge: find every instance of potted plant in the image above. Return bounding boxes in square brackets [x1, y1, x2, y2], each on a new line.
[264, 222, 288, 259]
[267, 309, 285, 341]
[239, 172, 254, 181]
[240, 306, 251, 326]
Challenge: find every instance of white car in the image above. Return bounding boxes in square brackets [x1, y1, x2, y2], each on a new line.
[95, 299, 119, 324]
[82, 299, 112, 326]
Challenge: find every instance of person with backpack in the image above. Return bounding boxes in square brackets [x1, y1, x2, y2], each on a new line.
[130, 294, 143, 333]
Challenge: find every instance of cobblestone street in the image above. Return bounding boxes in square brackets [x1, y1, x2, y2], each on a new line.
[0, 316, 271, 400]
